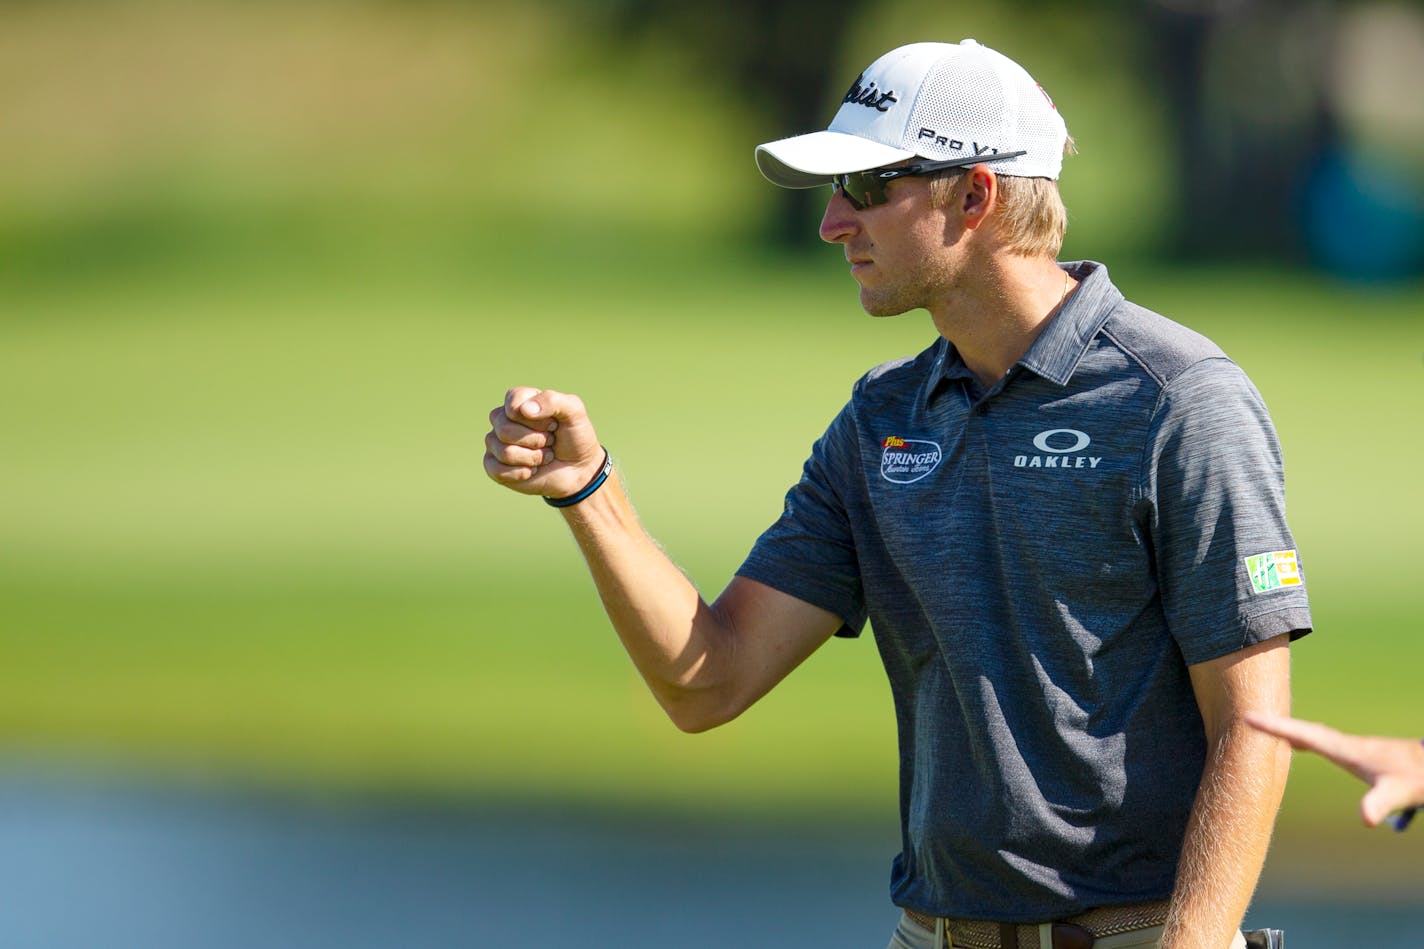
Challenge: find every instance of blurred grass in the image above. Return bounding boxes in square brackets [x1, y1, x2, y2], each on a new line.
[3, 246, 1421, 836]
[1, 0, 1421, 863]
[0, 243, 912, 821]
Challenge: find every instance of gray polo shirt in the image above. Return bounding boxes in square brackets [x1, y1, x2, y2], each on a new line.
[736, 261, 1312, 921]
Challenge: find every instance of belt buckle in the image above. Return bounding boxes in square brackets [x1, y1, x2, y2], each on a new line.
[995, 920, 1094, 949]
[1050, 921, 1095, 949]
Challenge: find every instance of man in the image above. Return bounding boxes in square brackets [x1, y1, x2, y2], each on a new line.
[484, 40, 1311, 949]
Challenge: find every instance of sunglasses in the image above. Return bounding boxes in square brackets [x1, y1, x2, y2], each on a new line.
[831, 150, 1027, 210]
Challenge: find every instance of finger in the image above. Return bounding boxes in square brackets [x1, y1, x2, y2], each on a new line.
[1249, 714, 1384, 787]
[508, 388, 587, 429]
[483, 449, 532, 484]
[503, 387, 554, 432]
[484, 431, 554, 468]
[1243, 713, 1353, 761]
[496, 391, 555, 437]
[501, 387, 602, 470]
[488, 406, 554, 450]
[1359, 779, 1410, 827]
[484, 449, 559, 491]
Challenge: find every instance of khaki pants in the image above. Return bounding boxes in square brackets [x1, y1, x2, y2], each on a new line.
[886, 910, 1248, 949]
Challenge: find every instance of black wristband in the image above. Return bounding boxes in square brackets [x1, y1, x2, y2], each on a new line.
[544, 448, 612, 509]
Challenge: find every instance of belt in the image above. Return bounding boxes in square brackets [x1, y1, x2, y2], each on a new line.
[904, 901, 1171, 949]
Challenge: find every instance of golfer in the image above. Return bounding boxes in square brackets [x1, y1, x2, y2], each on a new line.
[485, 40, 1312, 949]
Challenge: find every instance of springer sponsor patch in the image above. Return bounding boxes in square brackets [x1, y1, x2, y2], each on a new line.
[880, 436, 942, 484]
[1244, 549, 1302, 594]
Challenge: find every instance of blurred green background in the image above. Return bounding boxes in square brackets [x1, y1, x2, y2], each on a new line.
[2, 0, 1421, 889]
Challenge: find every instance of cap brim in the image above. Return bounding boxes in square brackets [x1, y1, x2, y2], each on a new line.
[755, 130, 916, 189]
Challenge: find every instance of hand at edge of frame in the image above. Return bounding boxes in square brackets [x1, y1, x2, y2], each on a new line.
[1244, 711, 1424, 827]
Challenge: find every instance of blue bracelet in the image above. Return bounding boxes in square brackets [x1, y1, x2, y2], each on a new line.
[544, 448, 612, 509]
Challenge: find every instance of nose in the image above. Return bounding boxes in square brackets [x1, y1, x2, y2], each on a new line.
[819, 187, 859, 244]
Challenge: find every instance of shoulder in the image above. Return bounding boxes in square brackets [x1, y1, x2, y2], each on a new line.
[1098, 299, 1231, 389]
[852, 338, 943, 403]
[865, 353, 919, 383]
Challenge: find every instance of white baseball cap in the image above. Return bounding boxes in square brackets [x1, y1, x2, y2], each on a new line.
[756, 40, 1069, 186]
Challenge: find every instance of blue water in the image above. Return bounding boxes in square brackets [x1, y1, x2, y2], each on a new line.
[0, 766, 1416, 948]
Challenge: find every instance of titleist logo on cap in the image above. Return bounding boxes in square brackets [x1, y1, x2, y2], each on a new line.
[842, 74, 898, 113]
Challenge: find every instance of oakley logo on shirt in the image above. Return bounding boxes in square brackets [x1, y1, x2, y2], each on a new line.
[1013, 428, 1103, 470]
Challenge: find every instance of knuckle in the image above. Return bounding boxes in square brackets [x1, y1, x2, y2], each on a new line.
[484, 434, 550, 470]
[504, 386, 538, 412]
[481, 453, 505, 481]
[545, 389, 582, 415]
[491, 422, 546, 450]
[483, 454, 532, 486]
[483, 431, 504, 457]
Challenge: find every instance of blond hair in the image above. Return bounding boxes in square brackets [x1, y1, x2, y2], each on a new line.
[928, 136, 1076, 258]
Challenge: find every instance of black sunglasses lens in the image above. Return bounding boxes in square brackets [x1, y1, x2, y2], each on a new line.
[833, 178, 864, 210]
[833, 171, 885, 210]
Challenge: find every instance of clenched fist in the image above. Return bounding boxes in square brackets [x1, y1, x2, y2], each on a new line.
[484, 387, 605, 501]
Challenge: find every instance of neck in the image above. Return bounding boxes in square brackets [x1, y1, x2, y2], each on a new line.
[929, 255, 1075, 391]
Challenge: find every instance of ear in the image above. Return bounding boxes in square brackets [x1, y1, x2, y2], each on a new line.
[959, 164, 999, 231]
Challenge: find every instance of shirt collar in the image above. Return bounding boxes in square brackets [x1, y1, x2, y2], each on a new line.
[1014, 260, 1122, 386]
[921, 261, 1123, 405]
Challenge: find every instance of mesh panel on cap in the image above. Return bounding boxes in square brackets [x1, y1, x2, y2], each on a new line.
[900, 42, 1067, 178]
[906, 55, 1010, 158]
[1008, 76, 1067, 174]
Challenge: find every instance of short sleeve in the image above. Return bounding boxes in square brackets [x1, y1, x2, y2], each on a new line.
[1143, 358, 1313, 665]
[736, 401, 868, 637]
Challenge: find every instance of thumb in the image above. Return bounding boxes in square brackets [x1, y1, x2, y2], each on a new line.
[1360, 780, 1406, 827]
[517, 396, 556, 423]
[507, 387, 583, 427]
[504, 387, 600, 464]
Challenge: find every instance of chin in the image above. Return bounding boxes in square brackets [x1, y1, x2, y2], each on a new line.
[859, 290, 916, 318]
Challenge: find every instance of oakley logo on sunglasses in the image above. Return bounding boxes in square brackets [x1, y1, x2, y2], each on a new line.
[843, 74, 899, 113]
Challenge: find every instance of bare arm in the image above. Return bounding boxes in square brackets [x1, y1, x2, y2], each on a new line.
[484, 387, 842, 732]
[1159, 634, 1292, 949]
[1244, 712, 1424, 827]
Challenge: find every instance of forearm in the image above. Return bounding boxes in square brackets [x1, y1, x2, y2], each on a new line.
[559, 469, 735, 730]
[485, 388, 834, 731]
[1160, 722, 1290, 949]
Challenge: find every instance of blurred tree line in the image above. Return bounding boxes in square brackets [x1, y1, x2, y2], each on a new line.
[556, 0, 1422, 277]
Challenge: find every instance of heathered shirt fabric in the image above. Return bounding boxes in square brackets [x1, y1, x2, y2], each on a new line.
[736, 261, 1312, 922]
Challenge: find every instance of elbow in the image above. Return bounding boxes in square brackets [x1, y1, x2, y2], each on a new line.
[648, 623, 754, 734]
[658, 689, 742, 734]
[669, 711, 723, 735]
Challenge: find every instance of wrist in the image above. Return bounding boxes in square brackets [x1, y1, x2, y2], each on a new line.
[544, 448, 612, 508]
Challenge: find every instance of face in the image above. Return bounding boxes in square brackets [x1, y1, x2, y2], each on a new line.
[819, 169, 967, 318]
